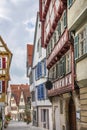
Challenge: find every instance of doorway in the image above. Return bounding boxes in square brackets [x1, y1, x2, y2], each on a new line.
[69, 98, 76, 130]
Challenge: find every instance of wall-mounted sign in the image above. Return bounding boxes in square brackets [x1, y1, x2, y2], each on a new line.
[76, 110, 80, 120]
[45, 80, 53, 90]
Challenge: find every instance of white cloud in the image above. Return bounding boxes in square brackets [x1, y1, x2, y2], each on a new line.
[0, 14, 12, 22]
[0, 0, 38, 84]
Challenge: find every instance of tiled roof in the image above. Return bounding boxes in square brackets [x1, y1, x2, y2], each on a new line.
[10, 84, 30, 106]
[27, 44, 33, 66]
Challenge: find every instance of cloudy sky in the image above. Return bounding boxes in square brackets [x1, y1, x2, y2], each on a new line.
[0, 0, 38, 84]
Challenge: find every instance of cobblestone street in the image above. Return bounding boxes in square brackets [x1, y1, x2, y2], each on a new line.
[4, 121, 45, 130]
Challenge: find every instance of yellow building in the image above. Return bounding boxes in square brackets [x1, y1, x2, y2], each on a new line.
[67, 0, 87, 129]
[0, 36, 12, 128]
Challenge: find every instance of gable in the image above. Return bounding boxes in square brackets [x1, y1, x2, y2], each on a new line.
[19, 91, 25, 106]
[32, 12, 41, 67]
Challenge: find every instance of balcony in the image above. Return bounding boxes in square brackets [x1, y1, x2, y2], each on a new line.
[47, 29, 70, 69]
[48, 73, 72, 97]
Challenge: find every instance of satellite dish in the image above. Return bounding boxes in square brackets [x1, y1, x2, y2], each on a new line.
[45, 80, 53, 90]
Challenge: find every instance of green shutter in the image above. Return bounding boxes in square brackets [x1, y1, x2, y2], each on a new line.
[63, 10, 67, 28]
[74, 35, 79, 59]
[68, 0, 73, 8]
[62, 56, 66, 75]
[58, 21, 61, 37]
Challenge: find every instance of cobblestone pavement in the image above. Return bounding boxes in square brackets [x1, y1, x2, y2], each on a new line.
[3, 121, 45, 130]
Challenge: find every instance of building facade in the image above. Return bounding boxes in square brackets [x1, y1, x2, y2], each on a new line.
[10, 84, 31, 121]
[39, 0, 80, 130]
[67, 0, 87, 129]
[0, 36, 12, 129]
[27, 12, 53, 130]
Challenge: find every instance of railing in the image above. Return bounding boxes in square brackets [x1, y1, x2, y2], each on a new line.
[48, 72, 72, 97]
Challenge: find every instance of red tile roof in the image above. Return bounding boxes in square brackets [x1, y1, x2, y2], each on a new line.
[27, 44, 33, 66]
[10, 84, 31, 106]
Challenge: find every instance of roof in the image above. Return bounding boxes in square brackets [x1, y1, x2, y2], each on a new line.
[27, 44, 33, 66]
[10, 84, 31, 106]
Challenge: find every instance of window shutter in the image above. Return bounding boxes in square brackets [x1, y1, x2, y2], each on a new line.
[86, 26, 87, 53]
[38, 63, 39, 78]
[63, 10, 67, 28]
[39, 62, 42, 77]
[74, 35, 79, 59]
[68, 0, 73, 8]
[35, 67, 37, 80]
[38, 86, 40, 100]
[58, 21, 61, 37]
[2, 81, 5, 93]
[44, 59, 46, 76]
[2, 57, 6, 69]
[62, 56, 66, 75]
[41, 84, 44, 99]
[0, 81, 2, 93]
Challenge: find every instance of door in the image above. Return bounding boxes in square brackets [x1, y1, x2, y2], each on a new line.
[69, 98, 76, 130]
[55, 107, 60, 130]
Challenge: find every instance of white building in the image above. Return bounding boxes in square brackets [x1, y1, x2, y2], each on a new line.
[28, 12, 53, 130]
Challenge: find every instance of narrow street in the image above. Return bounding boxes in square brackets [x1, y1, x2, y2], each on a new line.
[4, 121, 44, 130]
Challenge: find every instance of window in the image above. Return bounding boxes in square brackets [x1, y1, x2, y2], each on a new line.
[74, 35, 79, 59]
[74, 26, 87, 59]
[41, 109, 49, 129]
[79, 28, 87, 57]
[59, 57, 66, 77]
[68, 0, 73, 8]
[54, 32, 57, 45]
[66, 53, 71, 73]
[51, 65, 56, 80]
[58, 21, 61, 37]
[37, 84, 45, 100]
[0, 81, 2, 93]
[32, 91, 35, 102]
[37, 38, 42, 57]
[42, 59, 46, 77]
[20, 98, 23, 102]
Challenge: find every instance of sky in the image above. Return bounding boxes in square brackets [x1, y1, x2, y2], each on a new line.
[0, 0, 38, 84]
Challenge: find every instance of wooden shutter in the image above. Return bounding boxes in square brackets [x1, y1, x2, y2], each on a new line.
[74, 35, 79, 59]
[39, 62, 42, 77]
[2, 57, 6, 69]
[44, 59, 46, 76]
[58, 21, 61, 37]
[63, 10, 67, 28]
[2, 81, 5, 93]
[41, 84, 44, 99]
[37, 63, 39, 79]
[62, 56, 66, 75]
[38, 86, 40, 100]
[35, 67, 37, 80]
[0, 81, 2, 93]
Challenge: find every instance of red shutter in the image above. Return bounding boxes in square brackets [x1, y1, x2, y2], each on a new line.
[2, 81, 5, 93]
[2, 57, 6, 69]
